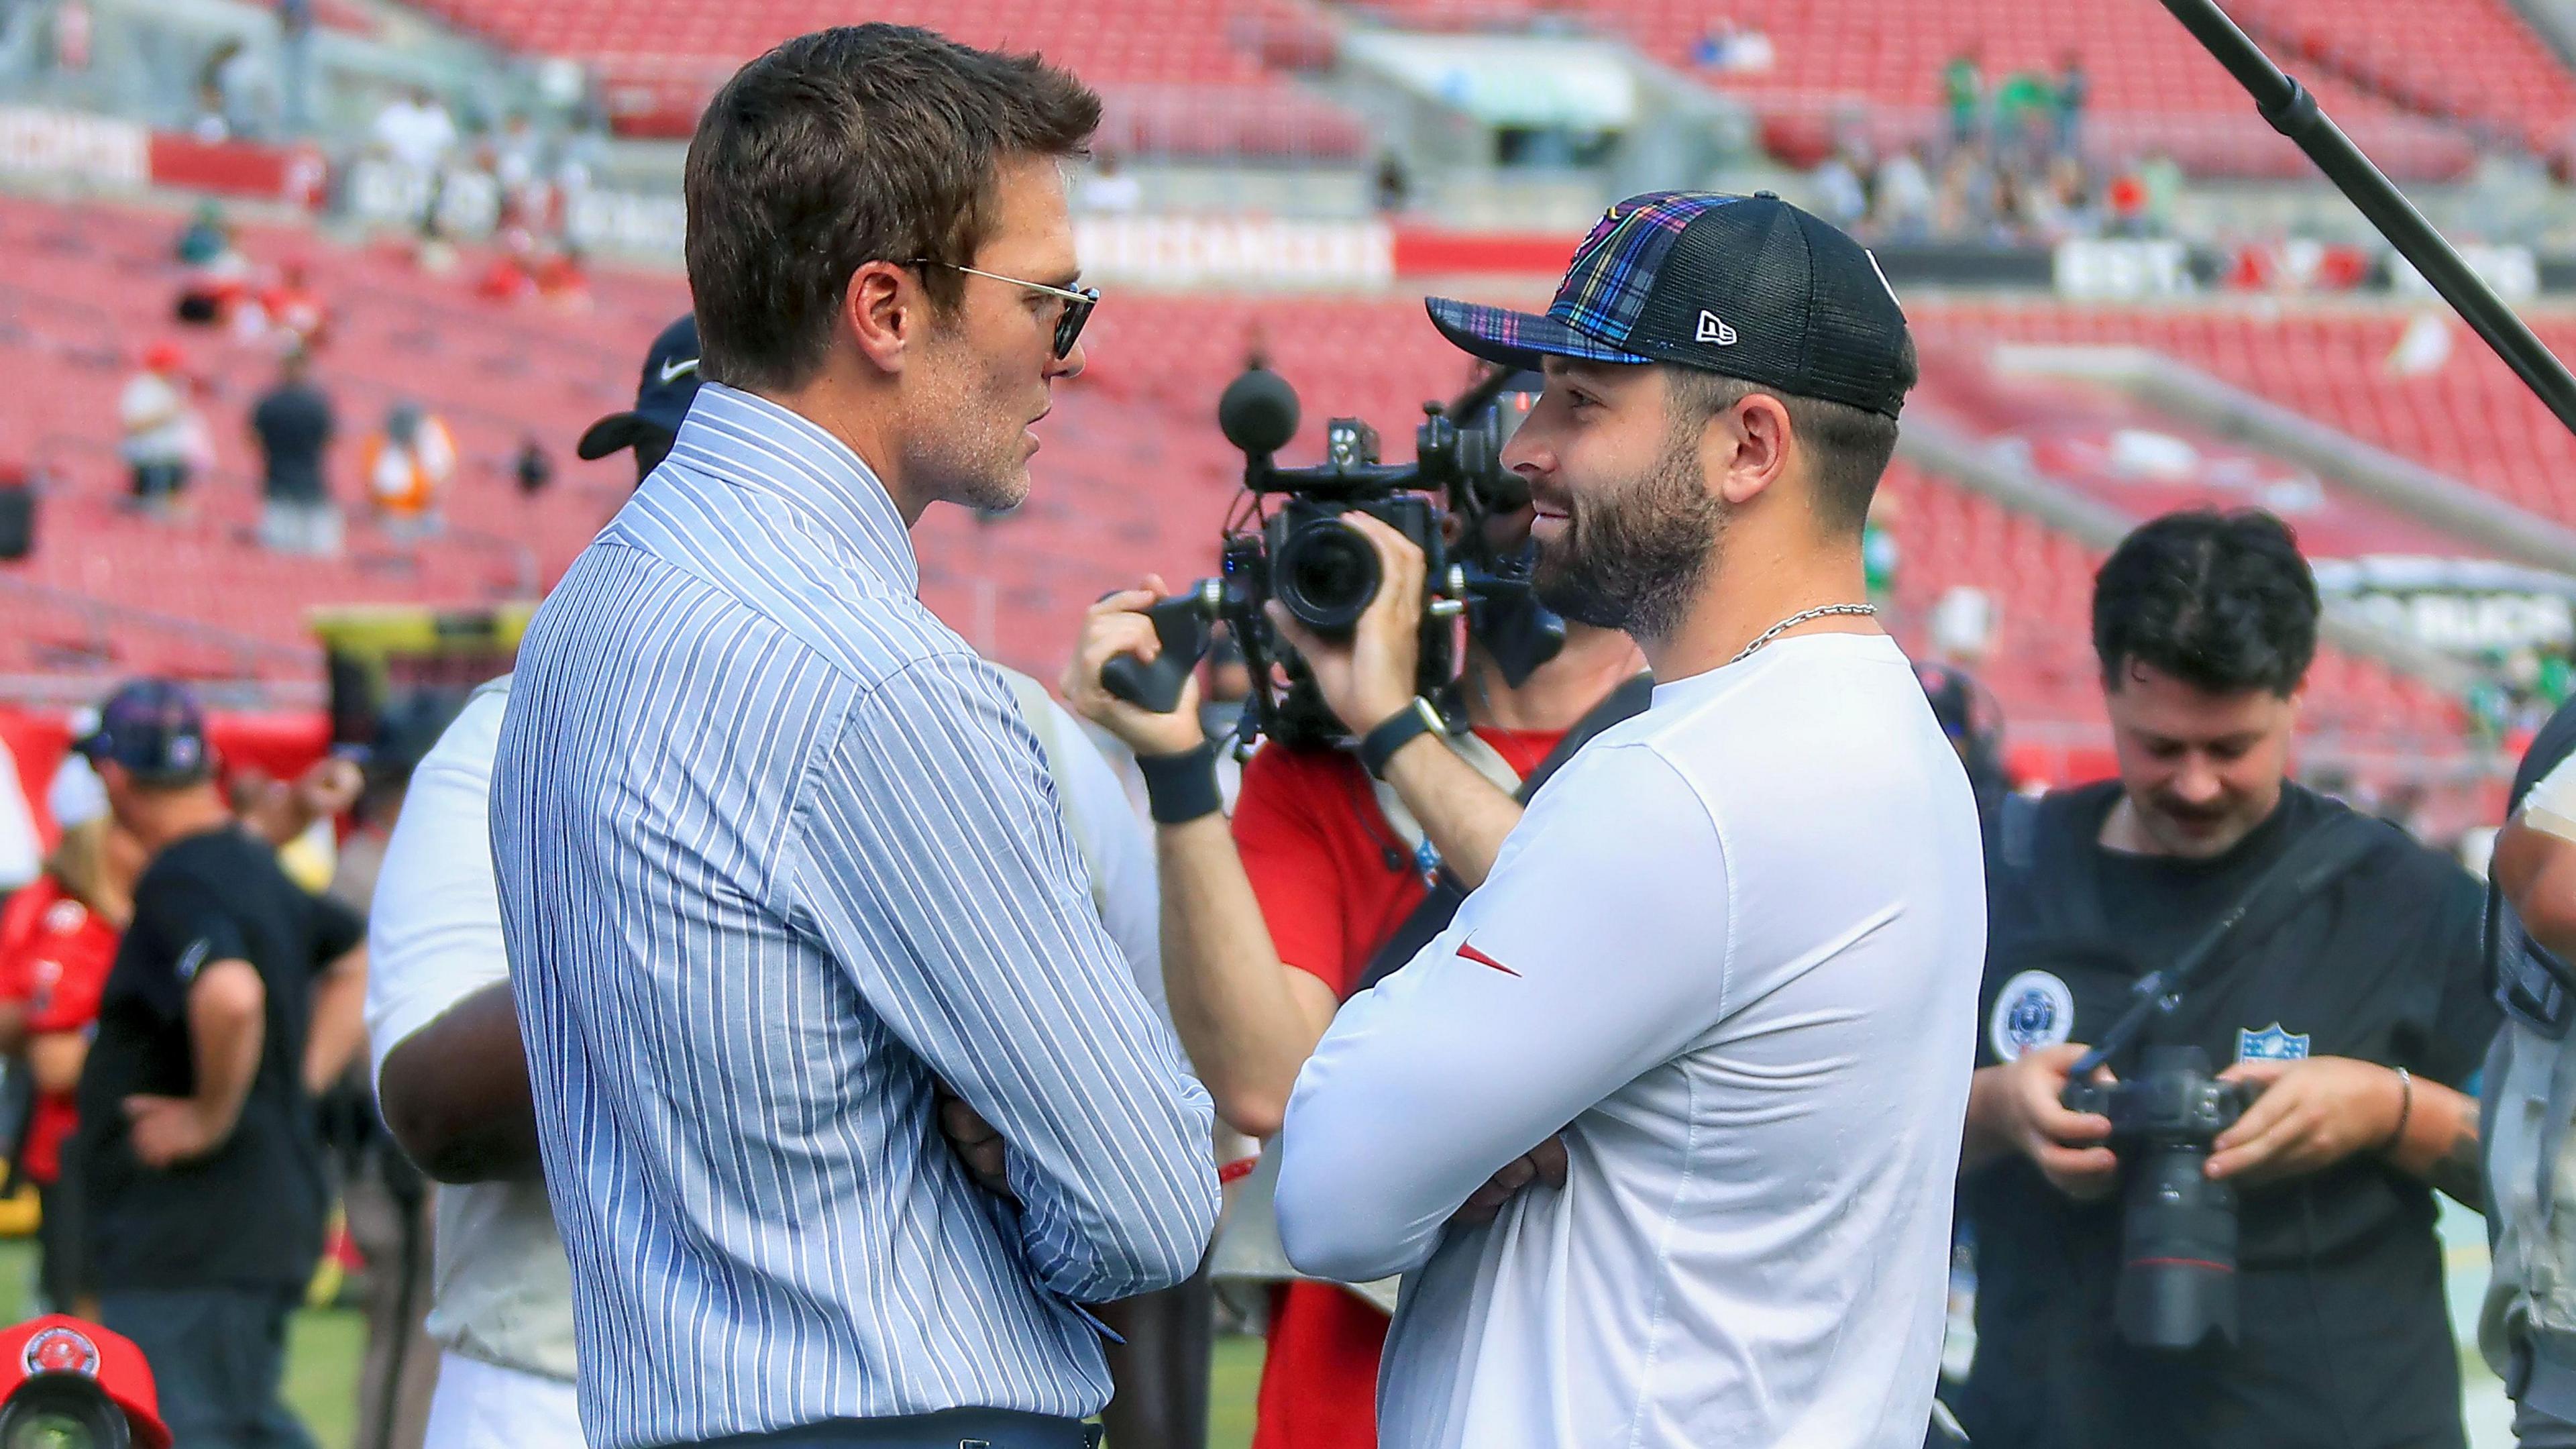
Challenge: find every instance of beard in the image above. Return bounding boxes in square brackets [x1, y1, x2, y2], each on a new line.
[1532, 424, 1726, 643]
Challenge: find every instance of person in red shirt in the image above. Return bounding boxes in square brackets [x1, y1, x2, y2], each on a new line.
[1061, 508, 1644, 1449]
[0, 812, 146, 1313]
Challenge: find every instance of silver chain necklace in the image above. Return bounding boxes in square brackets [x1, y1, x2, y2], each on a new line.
[1727, 603, 1878, 666]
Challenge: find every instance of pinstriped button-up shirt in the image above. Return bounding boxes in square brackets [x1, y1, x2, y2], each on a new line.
[490, 382, 1218, 1449]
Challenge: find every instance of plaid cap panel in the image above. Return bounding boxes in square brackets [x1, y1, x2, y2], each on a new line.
[1547, 191, 1737, 346]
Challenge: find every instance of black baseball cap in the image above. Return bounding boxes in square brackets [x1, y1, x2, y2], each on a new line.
[1427, 191, 1915, 419]
[577, 314, 702, 460]
[74, 679, 212, 785]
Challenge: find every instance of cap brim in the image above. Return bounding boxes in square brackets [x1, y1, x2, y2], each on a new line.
[1426, 297, 1653, 372]
[576, 413, 657, 461]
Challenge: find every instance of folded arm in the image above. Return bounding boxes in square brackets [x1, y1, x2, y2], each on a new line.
[1275, 745, 1726, 1281]
[801, 657, 1219, 1301]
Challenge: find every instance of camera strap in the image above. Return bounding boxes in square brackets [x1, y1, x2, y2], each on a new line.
[1354, 673, 1656, 995]
[2068, 802, 2388, 1079]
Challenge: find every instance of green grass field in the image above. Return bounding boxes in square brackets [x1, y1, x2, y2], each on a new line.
[0, 1237, 1268, 1449]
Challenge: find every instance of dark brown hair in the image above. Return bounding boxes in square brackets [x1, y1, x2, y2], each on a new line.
[1667, 333, 1918, 535]
[684, 24, 1101, 392]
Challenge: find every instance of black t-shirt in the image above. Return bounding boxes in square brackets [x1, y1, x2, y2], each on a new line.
[76, 826, 364, 1292]
[250, 382, 333, 504]
[1959, 782, 2496, 1449]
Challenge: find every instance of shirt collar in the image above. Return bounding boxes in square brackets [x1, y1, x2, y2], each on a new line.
[666, 381, 918, 592]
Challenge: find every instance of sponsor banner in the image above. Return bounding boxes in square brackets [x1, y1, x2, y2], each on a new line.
[0, 106, 146, 188]
[147, 134, 327, 207]
[2314, 554, 2576, 655]
[1075, 215, 1393, 289]
[2052, 239, 2195, 299]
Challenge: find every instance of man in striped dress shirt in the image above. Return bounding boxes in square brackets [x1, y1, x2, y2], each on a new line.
[488, 26, 1218, 1449]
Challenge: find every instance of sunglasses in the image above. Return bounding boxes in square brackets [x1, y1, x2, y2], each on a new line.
[909, 260, 1099, 360]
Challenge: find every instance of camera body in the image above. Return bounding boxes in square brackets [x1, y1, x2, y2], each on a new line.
[2061, 1044, 2251, 1352]
[1100, 367, 1561, 749]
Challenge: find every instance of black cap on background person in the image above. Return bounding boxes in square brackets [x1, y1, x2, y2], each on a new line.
[74, 678, 213, 787]
[577, 314, 702, 481]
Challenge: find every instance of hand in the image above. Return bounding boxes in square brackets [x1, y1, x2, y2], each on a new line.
[1265, 511, 1428, 736]
[294, 756, 364, 821]
[122, 1094, 223, 1169]
[2208, 1056, 2404, 1188]
[1450, 1134, 1569, 1228]
[934, 1081, 1017, 1203]
[1061, 579, 1206, 759]
[1998, 1042, 2121, 1201]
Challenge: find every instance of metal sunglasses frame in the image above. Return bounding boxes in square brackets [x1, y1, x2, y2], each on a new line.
[908, 260, 1099, 359]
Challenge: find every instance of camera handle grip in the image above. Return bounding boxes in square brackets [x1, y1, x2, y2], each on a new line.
[1102, 592, 1215, 714]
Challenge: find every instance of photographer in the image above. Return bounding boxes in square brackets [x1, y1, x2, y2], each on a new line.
[1956, 508, 2494, 1449]
[1065, 534, 1642, 1448]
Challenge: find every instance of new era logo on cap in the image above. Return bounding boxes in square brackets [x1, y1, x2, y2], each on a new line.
[1425, 191, 1915, 420]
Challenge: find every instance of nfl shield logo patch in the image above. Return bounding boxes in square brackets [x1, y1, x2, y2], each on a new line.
[2235, 1022, 2311, 1063]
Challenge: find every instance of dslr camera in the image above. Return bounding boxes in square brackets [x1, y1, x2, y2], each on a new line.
[1104, 365, 1562, 749]
[2061, 1044, 2251, 1352]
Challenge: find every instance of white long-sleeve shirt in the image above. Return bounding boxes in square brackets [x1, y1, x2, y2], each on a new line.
[1275, 633, 1986, 1449]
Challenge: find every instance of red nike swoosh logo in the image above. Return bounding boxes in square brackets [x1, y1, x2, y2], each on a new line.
[1457, 942, 1519, 977]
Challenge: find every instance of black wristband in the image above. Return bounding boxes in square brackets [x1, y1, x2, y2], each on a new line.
[1358, 697, 1444, 780]
[1136, 741, 1223, 824]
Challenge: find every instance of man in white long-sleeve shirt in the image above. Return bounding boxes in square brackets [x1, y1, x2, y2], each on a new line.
[1273, 191, 1986, 1449]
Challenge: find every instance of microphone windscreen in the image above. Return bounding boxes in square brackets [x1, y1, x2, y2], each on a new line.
[1218, 368, 1300, 456]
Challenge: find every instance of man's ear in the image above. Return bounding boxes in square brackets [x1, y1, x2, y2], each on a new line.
[1711, 392, 1792, 507]
[845, 261, 917, 376]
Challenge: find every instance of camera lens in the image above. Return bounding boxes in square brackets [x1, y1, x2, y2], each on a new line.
[1273, 517, 1381, 635]
[0, 1378, 129, 1449]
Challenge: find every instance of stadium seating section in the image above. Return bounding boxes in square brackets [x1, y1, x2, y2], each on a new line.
[0, 196, 2496, 781]
[402, 0, 1358, 155]
[1344, 0, 2573, 176]
[1914, 300, 2576, 531]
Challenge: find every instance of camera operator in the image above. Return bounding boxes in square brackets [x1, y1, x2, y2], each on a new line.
[1065, 541, 1643, 1446]
[1956, 507, 2495, 1449]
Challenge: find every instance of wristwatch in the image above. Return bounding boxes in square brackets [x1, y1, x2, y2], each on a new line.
[1359, 696, 1445, 780]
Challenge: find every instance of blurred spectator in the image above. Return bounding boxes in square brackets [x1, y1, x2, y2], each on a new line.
[70, 678, 368, 1449]
[251, 347, 341, 557]
[1691, 18, 1774, 74]
[1872, 145, 1935, 241]
[51, 0, 87, 72]
[277, 0, 313, 135]
[1943, 45, 1985, 151]
[0, 806, 143, 1311]
[259, 258, 331, 352]
[373, 87, 458, 180]
[533, 244, 591, 311]
[2138, 152, 2185, 233]
[1862, 490, 1901, 610]
[513, 435, 552, 497]
[1992, 68, 2057, 173]
[174, 208, 254, 328]
[174, 201, 229, 267]
[1373, 153, 1410, 214]
[117, 343, 198, 519]
[1080, 151, 1144, 213]
[1811, 148, 1868, 231]
[2104, 166, 2152, 237]
[364, 402, 454, 546]
[2055, 52, 2088, 162]
[190, 79, 229, 143]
